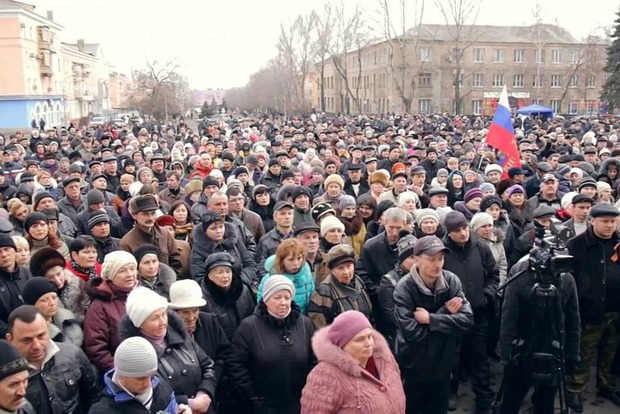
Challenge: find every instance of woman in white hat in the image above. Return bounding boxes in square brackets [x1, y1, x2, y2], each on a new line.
[119, 287, 216, 414]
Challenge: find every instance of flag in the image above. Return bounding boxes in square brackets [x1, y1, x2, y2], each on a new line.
[485, 85, 521, 178]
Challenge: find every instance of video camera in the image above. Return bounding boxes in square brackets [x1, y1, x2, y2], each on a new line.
[528, 218, 573, 285]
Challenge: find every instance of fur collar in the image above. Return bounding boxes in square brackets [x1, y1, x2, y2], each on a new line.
[311, 327, 391, 377]
[119, 309, 188, 345]
[339, 213, 364, 236]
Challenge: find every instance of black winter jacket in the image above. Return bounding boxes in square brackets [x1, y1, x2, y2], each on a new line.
[26, 342, 100, 414]
[193, 311, 231, 385]
[200, 274, 256, 340]
[376, 266, 407, 343]
[443, 233, 500, 310]
[500, 259, 581, 366]
[394, 267, 474, 381]
[92, 236, 120, 264]
[357, 231, 398, 298]
[119, 311, 217, 402]
[0, 265, 31, 336]
[190, 222, 257, 285]
[228, 302, 315, 412]
[567, 225, 620, 324]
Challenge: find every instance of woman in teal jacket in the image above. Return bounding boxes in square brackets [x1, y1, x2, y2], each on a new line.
[257, 238, 315, 314]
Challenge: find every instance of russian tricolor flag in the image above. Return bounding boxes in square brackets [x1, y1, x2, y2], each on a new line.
[485, 85, 521, 178]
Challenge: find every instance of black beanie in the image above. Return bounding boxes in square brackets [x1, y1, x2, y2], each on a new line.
[24, 212, 48, 234]
[86, 189, 105, 205]
[444, 211, 469, 233]
[0, 340, 29, 381]
[33, 191, 53, 209]
[268, 159, 280, 167]
[479, 195, 503, 214]
[134, 244, 160, 265]
[0, 234, 16, 250]
[22, 278, 57, 305]
[202, 176, 220, 189]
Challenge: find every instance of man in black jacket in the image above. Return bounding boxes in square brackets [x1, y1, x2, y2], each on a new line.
[566, 204, 620, 411]
[499, 257, 581, 414]
[443, 211, 499, 414]
[394, 236, 474, 414]
[0, 235, 31, 337]
[7, 306, 100, 414]
[343, 164, 369, 198]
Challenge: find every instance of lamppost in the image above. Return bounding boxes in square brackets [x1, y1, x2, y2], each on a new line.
[60, 73, 75, 127]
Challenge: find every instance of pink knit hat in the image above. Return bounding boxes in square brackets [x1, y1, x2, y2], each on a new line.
[327, 311, 372, 348]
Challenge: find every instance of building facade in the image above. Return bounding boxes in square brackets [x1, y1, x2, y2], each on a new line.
[312, 24, 608, 115]
[0, 0, 117, 129]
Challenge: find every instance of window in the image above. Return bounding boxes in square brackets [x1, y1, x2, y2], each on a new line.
[534, 49, 544, 63]
[513, 49, 525, 63]
[532, 99, 544, 106]
[568, 101, 578, 114]
[418, 73, 432, 87]
[550, 100, 561, 112]
[586, 75, 597, 88]
[513, 74, 524, 88]
[569, 75, 578, 88]
[472, 73, 483, 87]
[586, 51, 596, 63]
[472, 100, 483, 115]
[570, 49, 580, 63]
[552, 49, 562, 64]
[533, 74, 543, 88]
[473, 48, 485, 63]
[419, 99, 431, 113]
[551, 74, 562, 88]
[492, 74, 504, 87]
[418, 47, 432, 62]
[492, 49, 505, 63]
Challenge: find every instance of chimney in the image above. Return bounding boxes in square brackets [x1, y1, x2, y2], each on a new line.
[46, 11, 54, 21]
[77, 39, 85, 52]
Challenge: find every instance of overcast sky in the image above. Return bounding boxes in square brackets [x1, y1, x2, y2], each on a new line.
[30, 0, 617, 89]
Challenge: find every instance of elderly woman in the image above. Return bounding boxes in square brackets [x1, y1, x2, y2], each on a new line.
[413, 208, 446, 238]
[229, 275, 315, 414]
[190, 211, 256, 284]
[505, 184, 533, 233]
[24, 212, 69, 258]
[338, 195, 366, 256]
[119, 287, 217, 414]
[22, 277, 83, 347]
[301, 311, 406, 414]
[29, 247, 88, 321]
[84, 250, 138, 374]
[200, 252, 255, 341]
[307, 245, 373, 328]
[319, 215, 346, 253]
[314, 174, 345, 209]
[258, 238, 315, 314]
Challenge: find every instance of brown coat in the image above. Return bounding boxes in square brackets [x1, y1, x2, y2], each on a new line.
[176, 239, 191, 280]
[158, 188, 186, 206]
[120, 223, 182, 276]
[235, 208, 265, 242]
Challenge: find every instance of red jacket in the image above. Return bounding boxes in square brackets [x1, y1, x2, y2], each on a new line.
[188, 163, 213, 180]
[301, 328, 406, 414]
[83, 278, 131, 373]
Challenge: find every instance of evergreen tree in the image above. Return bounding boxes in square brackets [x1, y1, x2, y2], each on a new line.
[200, 101, 215, 118]
[602, 7, 620, 111]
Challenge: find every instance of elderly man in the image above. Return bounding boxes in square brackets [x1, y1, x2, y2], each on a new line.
[7, 306, 100, 414]
[120, 194, 182, 276]
[528, 173, 564, 210]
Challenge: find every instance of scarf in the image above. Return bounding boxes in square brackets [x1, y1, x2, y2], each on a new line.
[116, 185, 131, 201]
[174, 222, 194, 236]
[70, 261, 98, 281]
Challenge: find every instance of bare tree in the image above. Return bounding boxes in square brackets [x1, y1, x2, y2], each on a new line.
[312, 4, 336, 112]
[435, 0, 484, 114]
[377, 0, 426, 113]
[531, 3, 546, 103]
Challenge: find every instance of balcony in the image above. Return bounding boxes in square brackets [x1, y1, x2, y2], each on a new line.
[40, 64, 53, 77]
[37, 26, 52, 51]
[75, 89, 94, 101]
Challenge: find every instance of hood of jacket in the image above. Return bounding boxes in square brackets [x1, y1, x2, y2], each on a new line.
[102, 368, 162, 403]
[599, 157, 620, 176]
[311, 326, 392, 377]
[85, 277, 129, 302]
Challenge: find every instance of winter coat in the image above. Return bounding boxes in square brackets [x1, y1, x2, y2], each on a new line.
[76, 207, 122, 238]
[138, 263, 176, 300]
[119, 311, 217, 402]
[191, 222, 257, 285]
[301, 328, 406, 414]
[49, 307, 83, 348]
[88, 371, 180, 414]
[310, 252, 330, 285]
[442, 233, 500, 311]
[256, 228, 290, 278]
[357, 232, 398, 299]
[376, 266, 407, 344]
[192, 311, 232, 385]
[0, 265, 31, 336]
[93, 236, 120, 264]
[307, 275, 373, 328]
[57, 196, 86, 224]
[83, 277, 131, 373]
[259, 255, 315, 314]
[158, 187, 185, 205]
[339, 213, 367, 257]
[293, 208, 313, 227]
[248, 200, 276, 233]
[453, 201, 476, 220]
[200, 272, 256, 340]
[188, 163, 213, 180]
[26, 342, 100, 414]
[567, 225, 620, 324]
[58, 270, 88, 322]
[479, 231, 508, 285]
[236, 208, 266, 243]
[500, 259, 581, 367]
[29, 237, 69, 260]
[527, 191, 565, 211]
[394, 267, 474, 381]
[190, 193, 210, 222]
[260, 171, 281, 189]
[314, 192, 344, 211]
[228, 302, 315, 413]
[343, 179, 370, 199]
[120, 223, 182, 277]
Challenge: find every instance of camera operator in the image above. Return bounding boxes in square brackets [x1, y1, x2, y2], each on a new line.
[566, 204, 620, 412]
[499, 248, 580, 414]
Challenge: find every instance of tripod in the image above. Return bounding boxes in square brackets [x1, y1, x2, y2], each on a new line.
[492, 270, 569, 414]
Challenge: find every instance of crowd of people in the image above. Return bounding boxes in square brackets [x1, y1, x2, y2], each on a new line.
[0, 112, 619, 413]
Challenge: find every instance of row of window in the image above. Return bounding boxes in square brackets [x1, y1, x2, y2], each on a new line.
[430, 72, 600, 88]
[417, 99, 601, 115]
[417, 47, 596, 64]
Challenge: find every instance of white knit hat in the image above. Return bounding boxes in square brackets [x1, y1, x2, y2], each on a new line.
[320, 215, 345, 237]
[114, 337, 158, 378]
[262, 275, 295, 303]
[561, 191, 579, 211]
[101, 251, 137, 281]
[470, 212, 494, 232]
[415, 208, 440, 225]
[126, 287, 168, 328]
[168, 280, 207, 310]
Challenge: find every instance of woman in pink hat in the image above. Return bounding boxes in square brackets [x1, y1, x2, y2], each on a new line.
[301, 310, 406, 414]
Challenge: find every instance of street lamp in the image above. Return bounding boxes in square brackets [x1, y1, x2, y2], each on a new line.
[60, 73, 75, 127]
